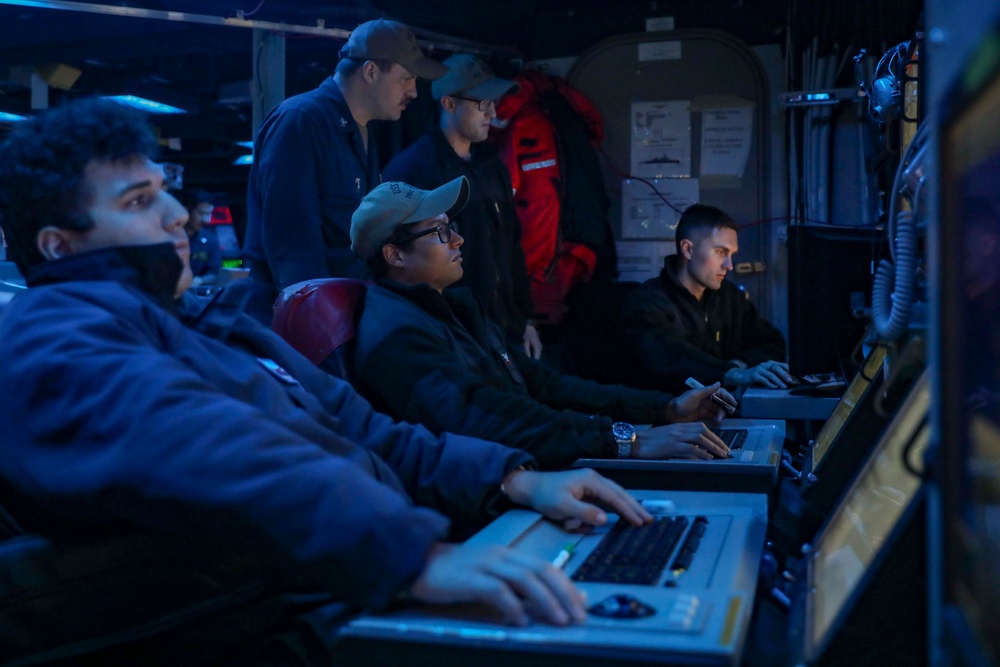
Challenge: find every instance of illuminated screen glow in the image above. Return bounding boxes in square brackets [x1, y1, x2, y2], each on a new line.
[807, 373, 930, 657]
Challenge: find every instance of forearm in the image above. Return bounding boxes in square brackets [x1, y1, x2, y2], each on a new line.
[521, 355, 672, 424]
[637, 334, 736, 387]
[1, 298, 447, 609]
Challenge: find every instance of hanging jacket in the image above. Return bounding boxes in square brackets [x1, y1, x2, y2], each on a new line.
[491, 71, 612, 324]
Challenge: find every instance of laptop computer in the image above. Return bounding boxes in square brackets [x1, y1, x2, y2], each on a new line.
[790, 370, 930, 665]
[572, 419, 785, 495]
[339, 489, 768, 667]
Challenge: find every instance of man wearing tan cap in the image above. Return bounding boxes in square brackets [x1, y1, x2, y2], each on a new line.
[351, 177, 734, 471]
[383, 54, 542, 358]
[244, 19, 448, 324]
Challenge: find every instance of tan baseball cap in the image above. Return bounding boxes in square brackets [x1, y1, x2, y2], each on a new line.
[339, 19, 448, 80]
[432, 53, 519, 101]
[351, 176, 470, 260]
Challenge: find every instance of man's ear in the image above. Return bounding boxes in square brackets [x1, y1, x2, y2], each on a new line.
[362, 60, 379, 84]
[440, 96, 456, 114]
[678, 238, 694, 260]
[36, 226, 78, 261]
[382, 243, 405, 268]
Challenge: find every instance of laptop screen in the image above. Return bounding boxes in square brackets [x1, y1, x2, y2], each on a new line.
[806, 371, 929, 658]
[811, 345, 888, 467]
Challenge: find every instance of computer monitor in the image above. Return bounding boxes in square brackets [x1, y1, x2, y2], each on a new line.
[793, 338, 923, 548]
[809, 344, 888, 469]
[212, 224, 241, 262]
[786, 225, 888, 378]
[801, 371, 930, 663]
[937, 25, 1000, 665]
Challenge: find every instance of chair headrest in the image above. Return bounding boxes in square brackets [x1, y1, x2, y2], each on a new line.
[271, 278, 370, 366]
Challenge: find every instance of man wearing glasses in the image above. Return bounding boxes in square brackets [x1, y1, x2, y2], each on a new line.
[384, 54, 541, 359]
[243, 19, 448, 324]
[350, 177, 733, 471]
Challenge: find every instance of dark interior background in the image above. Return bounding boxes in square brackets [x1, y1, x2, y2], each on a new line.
[0, 0, 921, 197]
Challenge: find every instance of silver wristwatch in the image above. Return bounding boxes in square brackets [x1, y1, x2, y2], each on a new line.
[612, 421, 636, 459]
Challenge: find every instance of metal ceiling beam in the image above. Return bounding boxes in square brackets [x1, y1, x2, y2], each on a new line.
[0, 0, 518, 56]
[0, 0, 352, 37]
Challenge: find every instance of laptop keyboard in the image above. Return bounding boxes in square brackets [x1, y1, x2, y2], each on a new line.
[571, 515, 706, 585]
[713, 428, 749, 450]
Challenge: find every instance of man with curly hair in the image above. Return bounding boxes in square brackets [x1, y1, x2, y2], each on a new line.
[0, 97, 651, 664]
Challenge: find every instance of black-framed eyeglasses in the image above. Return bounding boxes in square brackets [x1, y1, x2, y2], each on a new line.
[452, 96, 495, 113]
[389, 220, 459, 246]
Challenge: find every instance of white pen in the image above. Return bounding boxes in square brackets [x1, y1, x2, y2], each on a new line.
[685, 377, 737, 414]
[552, 543, 575, 569]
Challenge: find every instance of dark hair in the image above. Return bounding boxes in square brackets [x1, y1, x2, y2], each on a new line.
[0, 97, 159, 274]
[335, 57, 394, 78]
[674, 204, 738, 255]
[363, 222, 417, 280]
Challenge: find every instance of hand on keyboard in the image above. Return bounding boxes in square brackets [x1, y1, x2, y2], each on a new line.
[500, 468, 654, 530]
[633, 423, 731, 460]
[724, 360, 795, 389]
[409, 542, 587, 627]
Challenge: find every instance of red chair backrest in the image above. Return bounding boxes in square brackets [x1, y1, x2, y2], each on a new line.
[271, 278, 370, 368]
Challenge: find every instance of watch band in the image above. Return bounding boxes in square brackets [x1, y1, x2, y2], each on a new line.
[612, 421, 636, 459]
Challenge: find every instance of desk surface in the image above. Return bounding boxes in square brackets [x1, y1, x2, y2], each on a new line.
[739, 386, 840, 420]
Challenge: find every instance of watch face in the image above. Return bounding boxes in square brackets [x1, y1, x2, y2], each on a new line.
[612, 422, 635, 441]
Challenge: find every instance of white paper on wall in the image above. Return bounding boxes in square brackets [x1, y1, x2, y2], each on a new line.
[700, 106, 753, 178]
[631, 100, 691, 179]
[621, 177, 700, 239]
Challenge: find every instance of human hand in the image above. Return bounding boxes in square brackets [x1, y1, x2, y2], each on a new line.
[523, 323, 543, 360]
[501, 468, 652, 529]
[408, 542, 587, 626]
[724, 360, 794, 388]
[665, 382, 735, 426]
[632, 422, 730, 460]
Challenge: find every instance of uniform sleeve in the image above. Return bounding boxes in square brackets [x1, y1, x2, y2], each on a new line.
[355, 322, 613, 469]
[621, 283, 737, 389]
[494, 127, 522, 199]
[286, 349, 534, 526]
[253, 111, 332, 290]
[497, 164, 535, 322]
[732, 297, 787, 367]
[383, 148, 435, 190]
[0, 291, 443, 610]
[512, 347, 673, 425]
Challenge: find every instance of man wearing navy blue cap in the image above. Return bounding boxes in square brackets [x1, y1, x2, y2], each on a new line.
[385, 54, 542, 357]
[244, 18, 448, 324]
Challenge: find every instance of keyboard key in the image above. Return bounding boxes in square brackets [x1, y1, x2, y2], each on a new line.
[572, 516, 689, 585]
[711, 428, 749, 450]
[670, 516, 710, 572]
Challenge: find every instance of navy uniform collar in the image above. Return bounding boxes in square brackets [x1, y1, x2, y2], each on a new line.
[429, 124, 499, 168]
[661, 254, 718, 307]
[319, 77, 358, 136]
[27, 243, 184, 309]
